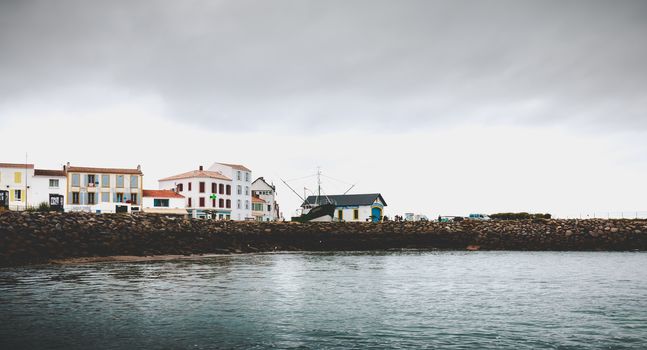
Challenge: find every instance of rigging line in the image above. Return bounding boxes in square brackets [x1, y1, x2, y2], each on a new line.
[284, 173, 318, 182]
[320, 174, 354, 185]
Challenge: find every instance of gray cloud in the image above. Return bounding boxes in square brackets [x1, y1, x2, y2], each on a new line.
[1, 0, 646, 131]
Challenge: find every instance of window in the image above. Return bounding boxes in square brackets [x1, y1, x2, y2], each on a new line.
[226, 199, 231, 208]
[130, 176, 138, 188]
[212, 198, 216, 207]
[353, 209, 359, 220]
[219, 198, 224, 208]
[268, 204, 272, 212]
[154, 199, 169, 207]
[131, 193, 138, 204]
[253, 203, 263, 211]
[226, 185, 231, 195]
[87, 192, 96, 205]
[13, 189, 21, 201]
[199, 197, 205, 207]
[87, 174, 96, 187]
[116, 175, 124, 188]
[71, 174, 80, 187]
[211, 183, 217, 193]
[188, 197, 192, 207]
[245, 200, 249, 210]
[245, 172, 250, 182]
[219, 184, 224, 194]
[72, 192, 80, 204]
[245, 186, 249, 195]
[116, 193, 124, 202]
[101, 174, 110, 188]
[177, 183, 183, 192]
[188, 182, 192, 191]
[237, 199, 241, 209]
[14, 172, 22, 184]
[237, 171, 241, 180]
[199, 182, 205, 193]
[237, 185, 242, 195]
[101, 192, 110, 202]
[338, 210, 343, 220]
[49, 179, 59, 188]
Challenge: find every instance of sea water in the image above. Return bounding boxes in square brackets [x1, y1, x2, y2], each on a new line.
[1, 251, 646, 349]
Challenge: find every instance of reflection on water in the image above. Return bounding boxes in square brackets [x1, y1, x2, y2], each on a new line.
[1, 251, 647, 349]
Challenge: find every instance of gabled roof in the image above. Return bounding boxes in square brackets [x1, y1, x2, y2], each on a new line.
[143, 189, 185, 198]
[67, 165, 142, 175]
[34, 169, 66, 177]
[303, 193, 387, 207]
[158, 169, 231, 182]
[0, 163, 34, 169]
[252, 177, 275, 191]
[214, 162, 251, 172]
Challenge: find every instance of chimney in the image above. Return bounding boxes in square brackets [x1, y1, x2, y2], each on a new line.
[199, 165, 203, 171]
[137, 164, 141, 171]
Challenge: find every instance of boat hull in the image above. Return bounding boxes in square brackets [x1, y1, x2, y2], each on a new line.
[291, 204, 336, 223]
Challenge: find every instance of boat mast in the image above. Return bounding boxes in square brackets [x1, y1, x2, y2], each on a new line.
[317, 166, 321, 203]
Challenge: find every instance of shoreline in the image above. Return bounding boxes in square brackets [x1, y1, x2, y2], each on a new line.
[2, 211, 647, 267]
[38, 249, 647, 267]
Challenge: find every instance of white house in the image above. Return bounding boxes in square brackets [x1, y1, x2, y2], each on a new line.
[31, 168, 67, 210]
[0, 162, 34, 210]
[251, 177, 281, 221]
[208, 162, 252, 221]
[301, 193, 388, 222]
[158, 165, 233, 220]
[142, 189, 187, 216]
[65, 163, 143, 213]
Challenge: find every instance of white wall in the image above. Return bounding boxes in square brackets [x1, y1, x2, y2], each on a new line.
[251, 178, 278, 221]
[0, 166, 34, 210]
[142, 196, 185, 209]
[30, 175, 66, 207]
[209, 163, 252, 220]
[334, 202, 386, 222]
[158, 176, 232, 219]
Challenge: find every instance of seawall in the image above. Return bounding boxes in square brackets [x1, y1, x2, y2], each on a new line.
[1, 211, 647, 266]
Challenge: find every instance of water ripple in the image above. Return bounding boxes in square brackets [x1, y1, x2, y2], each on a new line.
[1, 251, 647, 349]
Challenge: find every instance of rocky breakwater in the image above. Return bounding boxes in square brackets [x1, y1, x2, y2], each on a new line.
[1, 211, 646, 266]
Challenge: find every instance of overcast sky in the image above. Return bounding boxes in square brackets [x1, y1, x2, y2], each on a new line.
[1, 0, 646, 218]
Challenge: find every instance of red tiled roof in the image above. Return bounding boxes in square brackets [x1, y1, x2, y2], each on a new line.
[215, 163, 251, 172]
[67, 166, 142, 175]
[142, 189, 185, 198]
[0, 163, 34, 169]
[159, 169, 231, 182]
[34, 169, 66, 177]
[252, 196, 266, 203]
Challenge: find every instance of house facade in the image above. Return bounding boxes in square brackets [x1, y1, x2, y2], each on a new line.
[31, 168, 67, 210]
[251, 177, 281, 221]
[65, 164, 143, 213]
[0, 163, 34, 210]
[301, 193, 387, 222]
[158, 166, 233, 220]
[251, 195, 267, 221]
[208, 162, 252, 220]
[142, 189, 186, 216]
